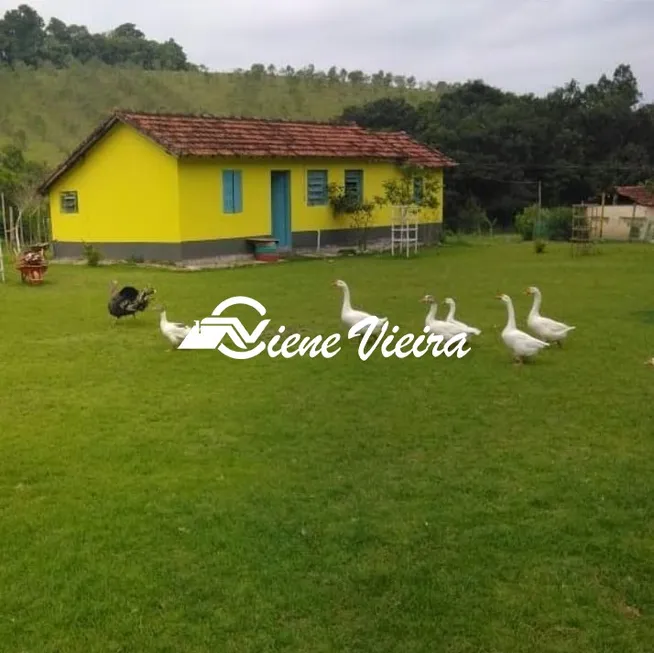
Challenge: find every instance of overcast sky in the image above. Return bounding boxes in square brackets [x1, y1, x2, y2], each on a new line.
[7, 0, 654, 101]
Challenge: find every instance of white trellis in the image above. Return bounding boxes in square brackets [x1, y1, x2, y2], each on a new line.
[390, 204, 419, 257]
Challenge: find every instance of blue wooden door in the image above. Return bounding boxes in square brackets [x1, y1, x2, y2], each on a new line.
[270, 171, 291, 249]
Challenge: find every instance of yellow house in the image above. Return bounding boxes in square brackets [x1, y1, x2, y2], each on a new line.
[38, 110, 457, 261]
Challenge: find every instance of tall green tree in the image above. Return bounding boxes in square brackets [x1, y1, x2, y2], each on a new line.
[0, 4, 195, 70]
[0, 3, 44, 65]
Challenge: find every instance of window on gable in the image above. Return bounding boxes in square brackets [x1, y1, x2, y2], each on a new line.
[307, 170, 328, 206]
[60, 191, 78, 214]
[344, 169, 363, 204]
[222, 170, 243, 214]
[413, 177, 424, 204]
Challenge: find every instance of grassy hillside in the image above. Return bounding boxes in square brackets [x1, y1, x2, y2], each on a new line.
[0, 60, 443, 167]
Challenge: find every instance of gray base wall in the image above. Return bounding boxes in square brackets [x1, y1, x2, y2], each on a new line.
[52, 223, 442, 262]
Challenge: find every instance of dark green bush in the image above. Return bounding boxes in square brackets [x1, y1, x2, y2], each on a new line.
[547, 206, 573, 241]
[514, 204, 572, 241]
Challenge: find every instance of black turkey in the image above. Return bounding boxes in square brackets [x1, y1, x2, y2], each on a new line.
[108, 280, 156, 321]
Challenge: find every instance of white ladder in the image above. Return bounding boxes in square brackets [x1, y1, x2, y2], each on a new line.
[390, 205, 419, 257]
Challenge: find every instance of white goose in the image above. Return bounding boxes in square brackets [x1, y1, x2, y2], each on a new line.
[333, 280, 388, 333]
[497, 293, 549, 364]
[158, 306, 192, 350]
[420, 295, 468, 340]
[525, 286, 575, 346]
[443, 297, 481, 336]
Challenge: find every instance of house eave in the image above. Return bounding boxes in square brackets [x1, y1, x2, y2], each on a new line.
[174, 153, 456, 168]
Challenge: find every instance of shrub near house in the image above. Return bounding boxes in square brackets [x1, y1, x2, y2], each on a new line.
[515, 204, 573, 241]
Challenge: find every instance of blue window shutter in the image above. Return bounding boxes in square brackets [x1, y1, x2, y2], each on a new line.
[307, 170, 327, 205]
[344, 169, 363, 203]
[222, 170, 234, 213]
[413, 176, 424, 203]
[233, 170, 243, 213]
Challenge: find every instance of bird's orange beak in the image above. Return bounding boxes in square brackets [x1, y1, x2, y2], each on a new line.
[495, 294, 503, 299]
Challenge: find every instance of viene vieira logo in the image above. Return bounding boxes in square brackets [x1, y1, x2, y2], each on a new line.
[177, 296, 471, 361]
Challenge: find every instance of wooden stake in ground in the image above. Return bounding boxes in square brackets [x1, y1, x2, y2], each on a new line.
[19, 208, 25, 248]
[1, 192, 7, 248]
[8, 205, 15, 253]
[37, 206, 42, 243]
[0, 233, 5, 283]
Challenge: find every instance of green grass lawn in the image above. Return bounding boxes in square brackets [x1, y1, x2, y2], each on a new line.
[1, 240, 654, 652]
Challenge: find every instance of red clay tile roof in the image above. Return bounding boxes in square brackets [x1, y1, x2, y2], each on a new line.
[615, 185, 654, 207]
[38, 110, 456, 194]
